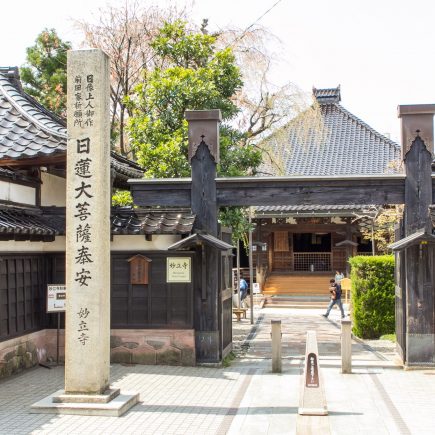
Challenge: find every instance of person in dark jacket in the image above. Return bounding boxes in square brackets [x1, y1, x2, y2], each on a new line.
[323, 278, 345, 318]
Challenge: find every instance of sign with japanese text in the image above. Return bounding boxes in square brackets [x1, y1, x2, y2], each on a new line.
[65, 49, 111, 393]
[305, 352, 319, 388]
[167, 257, 191, 283]
[47, 284, 66, 313]
[128, 254, 151, 285]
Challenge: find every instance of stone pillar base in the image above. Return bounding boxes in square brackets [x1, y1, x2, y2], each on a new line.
[30, 388, 139, 417]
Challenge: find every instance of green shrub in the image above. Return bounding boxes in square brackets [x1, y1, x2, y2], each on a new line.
[349, 255, 395, 339]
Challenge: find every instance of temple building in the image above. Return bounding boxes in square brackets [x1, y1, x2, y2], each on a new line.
[252, 87, 401, 297]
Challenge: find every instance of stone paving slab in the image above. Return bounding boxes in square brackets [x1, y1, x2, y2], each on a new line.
[0, 365, 252, 435]
[1, 307, 435, 434]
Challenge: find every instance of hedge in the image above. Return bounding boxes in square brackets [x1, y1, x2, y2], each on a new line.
[349, 255, 395, 339]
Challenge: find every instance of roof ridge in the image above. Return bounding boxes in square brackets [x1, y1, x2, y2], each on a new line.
[110, 151, 144, 172]
[333, 103, 400, 151]
[0, 72, 66, 140]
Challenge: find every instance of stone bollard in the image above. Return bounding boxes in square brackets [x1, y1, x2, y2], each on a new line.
[271, 320, 282, 373]
[298, 331, 328, 416]
[341, 319, 352, 374]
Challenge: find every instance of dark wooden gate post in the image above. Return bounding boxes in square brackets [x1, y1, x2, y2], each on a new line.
[185, 110, 222, 363]
[403, 135, 434, 365]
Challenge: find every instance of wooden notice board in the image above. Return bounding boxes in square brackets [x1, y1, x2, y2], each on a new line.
[127, 254, 152, 285]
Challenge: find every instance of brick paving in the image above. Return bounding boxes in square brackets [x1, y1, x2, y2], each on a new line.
[1, 307, 435, 434]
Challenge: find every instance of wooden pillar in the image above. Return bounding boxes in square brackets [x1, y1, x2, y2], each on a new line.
[403, 135, 434, 366]
[345, 219, 352, 277]
[185, 110, 222, 363]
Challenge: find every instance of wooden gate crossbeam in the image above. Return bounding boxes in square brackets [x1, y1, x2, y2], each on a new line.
[130, 174, 407, 207]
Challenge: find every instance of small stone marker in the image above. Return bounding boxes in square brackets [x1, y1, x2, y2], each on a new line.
[341, 319, 352, 374]
[271, 320, 282, 373]
[31, 49, 138, 416]
[298, 330, 328, 416]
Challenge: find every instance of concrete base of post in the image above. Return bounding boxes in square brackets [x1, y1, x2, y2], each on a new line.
[31, 389, 139, 417]
[298, 331, 328, 416]
[271, 320, 282, 373]
[341, 319, 352, 374]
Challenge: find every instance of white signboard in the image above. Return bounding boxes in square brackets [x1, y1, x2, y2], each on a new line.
[47, 284, 66, 312]
[167, 257, 191, 283]
[253, 283, 261, 294]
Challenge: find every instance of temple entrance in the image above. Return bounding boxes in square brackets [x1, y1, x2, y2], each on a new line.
[271, 231, 332, 272]
[270, 231, 347, 273]
[130, 108, 435, 367]
[293, 232, 331, 272]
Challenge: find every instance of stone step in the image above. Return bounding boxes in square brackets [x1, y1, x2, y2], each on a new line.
[264, 295, 330, 309]
[264, 273, 333, 296]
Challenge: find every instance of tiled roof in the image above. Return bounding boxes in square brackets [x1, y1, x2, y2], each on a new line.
[0, 206, 195, 240]
[111, 207, 195, 235]
[259, 86, 401, 177]
[255, 204, 375, 215]
[0, 208, 58, 240]
[168, 233, 233, 251]
[0, 68, 66, 160]
[110, 151, 144, 180]
[0, 67, 143, 180]
[312, 86, 341, 104]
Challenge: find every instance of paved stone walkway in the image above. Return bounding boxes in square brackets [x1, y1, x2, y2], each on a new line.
[1, 307, 434, 434]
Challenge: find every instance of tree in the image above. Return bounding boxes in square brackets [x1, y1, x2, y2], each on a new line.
[357, 206, 403, 254]
[20, 29, 71, 117]
[75, 1, 188, 154]
[127, 20, 262, 178]
[213, 25, 325, 177]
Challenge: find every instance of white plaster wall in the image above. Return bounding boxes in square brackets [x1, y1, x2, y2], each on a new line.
[0, 180, 36, 205]
[110, 234, 181, 251]
[40, 172, 66, 207]
[0, 235, 180, 253]
[0, 236, 66, 252]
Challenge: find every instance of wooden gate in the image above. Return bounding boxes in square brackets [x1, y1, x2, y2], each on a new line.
[130, 110, 435, 366]
[395, 249, 406, 360]
[219, 227, 233, 358]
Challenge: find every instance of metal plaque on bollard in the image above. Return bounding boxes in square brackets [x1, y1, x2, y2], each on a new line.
[298, 330, 328, 416]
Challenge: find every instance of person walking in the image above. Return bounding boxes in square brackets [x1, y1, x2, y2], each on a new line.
[323, 278, 345, 318]
[239, 278, 248, 307]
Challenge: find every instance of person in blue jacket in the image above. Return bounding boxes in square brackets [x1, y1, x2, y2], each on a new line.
[239, 278, 248, 303]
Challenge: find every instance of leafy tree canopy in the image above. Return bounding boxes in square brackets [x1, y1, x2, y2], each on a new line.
[20, 29, 71, 117]
[127, 20, 261, 178]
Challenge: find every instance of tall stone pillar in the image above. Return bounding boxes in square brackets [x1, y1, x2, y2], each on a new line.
[32, 49, 138, 416]
[65, 49, 111, 394]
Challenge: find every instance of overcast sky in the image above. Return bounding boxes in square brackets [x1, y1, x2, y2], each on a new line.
[1, 0, 434, 142]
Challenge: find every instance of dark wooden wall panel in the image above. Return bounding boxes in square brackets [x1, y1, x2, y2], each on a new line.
[0, 254, 64, 341]
[111, 252, 193, 329]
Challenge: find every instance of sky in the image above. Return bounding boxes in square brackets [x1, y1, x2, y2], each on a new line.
[1, 0, 435, 143]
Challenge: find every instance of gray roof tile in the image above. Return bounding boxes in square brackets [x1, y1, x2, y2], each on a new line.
[259, 86, 401, 177]
[0, 67, 144, 181]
